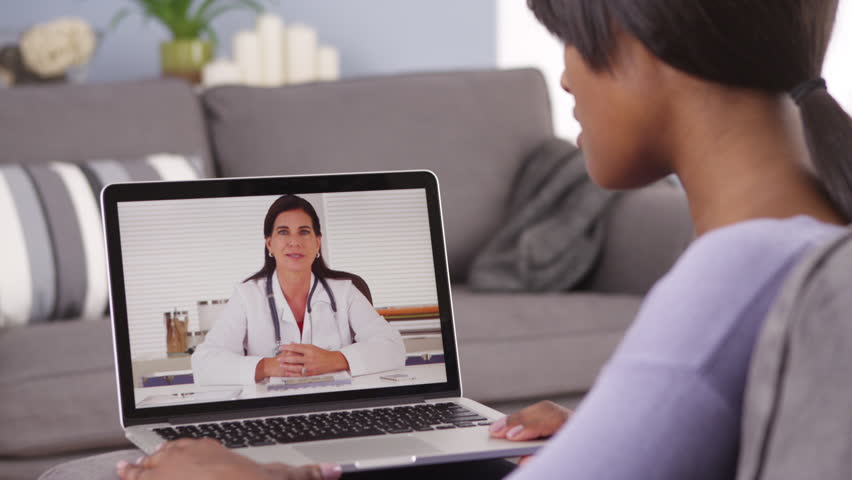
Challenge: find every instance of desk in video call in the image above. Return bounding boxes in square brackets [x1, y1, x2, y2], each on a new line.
[134, 363, 447, 408]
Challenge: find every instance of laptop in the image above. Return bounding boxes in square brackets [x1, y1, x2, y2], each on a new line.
[101, 170, 545, 472]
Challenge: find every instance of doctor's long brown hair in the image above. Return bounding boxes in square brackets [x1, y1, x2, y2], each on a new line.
[529, 0, 852, 221]
[244, 194, 373, 304]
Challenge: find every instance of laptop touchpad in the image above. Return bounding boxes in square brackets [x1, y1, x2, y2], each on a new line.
[296, 436, 441, 463]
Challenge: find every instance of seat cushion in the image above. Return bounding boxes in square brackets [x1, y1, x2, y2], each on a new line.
[202, 69, 554, 280]
[451, 285, 642, 400]
[452, 285, 642, 341]
[0, 320, 130, 457]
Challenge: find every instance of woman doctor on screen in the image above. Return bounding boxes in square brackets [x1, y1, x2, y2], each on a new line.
[192, 194, 405, 385]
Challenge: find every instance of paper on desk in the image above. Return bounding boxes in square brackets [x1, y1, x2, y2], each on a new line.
[267, 371, 352, 390]
[137, 389, 242, 407]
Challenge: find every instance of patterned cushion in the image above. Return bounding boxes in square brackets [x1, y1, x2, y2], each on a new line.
[0, 154, 203, 326]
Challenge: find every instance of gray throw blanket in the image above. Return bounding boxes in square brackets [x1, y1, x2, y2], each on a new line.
[468, 137, 620, 292]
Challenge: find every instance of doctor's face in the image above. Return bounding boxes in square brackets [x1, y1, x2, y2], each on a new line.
[266, 209, 321, 273]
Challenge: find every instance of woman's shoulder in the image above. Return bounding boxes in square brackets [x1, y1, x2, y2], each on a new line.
[669, 215, 844, 284]
[635, 215, 844, 344]
[616, 216, 845, 377]
[323, 276, 373, 304]
[232, 277, 266, 299]
[323, 276, 355, 292]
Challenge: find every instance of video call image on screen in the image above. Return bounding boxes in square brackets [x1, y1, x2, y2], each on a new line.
[117, 189, 447, 409]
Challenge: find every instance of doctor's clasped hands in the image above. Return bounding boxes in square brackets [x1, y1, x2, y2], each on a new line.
[255, 343, 351, 381]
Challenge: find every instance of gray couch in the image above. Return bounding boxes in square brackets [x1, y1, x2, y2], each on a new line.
[0, 68, 693, 479]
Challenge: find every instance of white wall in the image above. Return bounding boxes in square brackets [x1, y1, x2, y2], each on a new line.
[496, 0, 577, 143]
[3, 0, 496, 83]
[497, 0, 852, 142]
[825, 0, 852, 114]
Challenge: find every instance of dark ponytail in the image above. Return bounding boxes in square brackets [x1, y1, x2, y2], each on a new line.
[796, 87, 852, 220]
[528, 0, 852, 222]
[244, 194, 374, 304]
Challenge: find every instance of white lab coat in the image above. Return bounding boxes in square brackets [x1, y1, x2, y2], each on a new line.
[192, 273, 405, 385]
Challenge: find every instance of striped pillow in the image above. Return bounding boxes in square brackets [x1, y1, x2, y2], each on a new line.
[0, 154, 204, 327]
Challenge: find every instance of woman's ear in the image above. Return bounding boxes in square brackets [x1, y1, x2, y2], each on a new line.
[265, 237, 272, 254]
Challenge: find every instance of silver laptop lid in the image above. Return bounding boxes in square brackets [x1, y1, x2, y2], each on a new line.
[101, 171, 462, 427]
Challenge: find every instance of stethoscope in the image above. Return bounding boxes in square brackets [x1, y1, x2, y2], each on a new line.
[266, 271, 337, 356]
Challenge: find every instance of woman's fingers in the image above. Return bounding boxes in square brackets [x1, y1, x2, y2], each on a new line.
[489, 401, 572, 441]
[117, 440, 343, 480]
[279, 344, 314, 356]
[279, 363, 307, 376]
[275, 345, 341, 378]
[278, 352, 306, 363]
[117, 460, 147, 480]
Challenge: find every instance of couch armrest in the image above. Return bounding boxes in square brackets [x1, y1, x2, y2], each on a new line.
[580, 180, 694, 295]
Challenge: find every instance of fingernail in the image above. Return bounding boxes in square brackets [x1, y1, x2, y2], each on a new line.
[488, 417, 506, 433]
[506, 425, 524, 439]
[320, 463, 342, 479]
[135, 455, 145, 464]
[115, 460, 128, 473]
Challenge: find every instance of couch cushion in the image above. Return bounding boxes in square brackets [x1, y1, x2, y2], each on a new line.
[202, 69, 554, 280]
[0, 319, 130, 457]
[452, 285, 641, 341]
[0, 78, 214, 176]
[451, 285, 642, 400]
[0, 155, 203, 327]
[581, 181, 694, 295]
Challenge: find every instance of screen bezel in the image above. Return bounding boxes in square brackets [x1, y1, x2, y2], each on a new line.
[102, 170, 461, 426]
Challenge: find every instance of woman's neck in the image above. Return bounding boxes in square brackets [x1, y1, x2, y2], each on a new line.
[276, 269, 311, 302]
[666, 87, 845, 235]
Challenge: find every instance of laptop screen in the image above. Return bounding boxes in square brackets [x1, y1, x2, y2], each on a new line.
[103, 172, 460, 423]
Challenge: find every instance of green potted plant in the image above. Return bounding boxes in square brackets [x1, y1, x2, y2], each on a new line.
[112, 0, 265, 83]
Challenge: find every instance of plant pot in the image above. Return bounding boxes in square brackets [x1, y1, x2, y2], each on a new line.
[160, 39, 213, 84]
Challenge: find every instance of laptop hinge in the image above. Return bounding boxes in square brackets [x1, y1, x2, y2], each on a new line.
[424, 391, 459, 400]
[166, 395, 430, 425]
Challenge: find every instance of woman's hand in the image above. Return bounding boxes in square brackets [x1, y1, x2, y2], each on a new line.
[277, 343, 350, 377]
[116, 438, 341, 480]
[489, 400, 572, 441]
[255, 357, 287, 382]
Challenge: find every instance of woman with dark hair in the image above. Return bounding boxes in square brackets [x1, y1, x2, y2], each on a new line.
[192, 194, 405, 386]
[122, 0, 851, 478]
[484, 0, 851, 478]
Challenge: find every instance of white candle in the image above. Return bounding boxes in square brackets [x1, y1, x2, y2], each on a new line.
[233, 30, 262, 86]
[256, 13, 284, 86]
[285, 24, 318, 85]
[201, 59, 243, 87]
[316, 45, 340, 82]
[280, 36, 289, 84]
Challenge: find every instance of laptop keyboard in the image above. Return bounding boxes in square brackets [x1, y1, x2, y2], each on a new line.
[153, 402, 491, 449]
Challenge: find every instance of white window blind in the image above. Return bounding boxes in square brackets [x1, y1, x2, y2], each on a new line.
[322, 190, 438, 309]
[118, 190, 436, 361]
